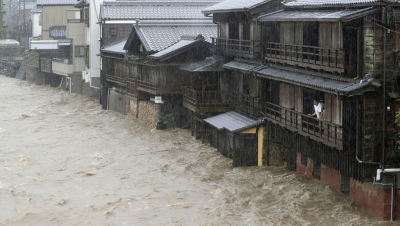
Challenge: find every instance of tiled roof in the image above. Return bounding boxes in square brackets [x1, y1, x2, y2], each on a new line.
[256, 66, 380, 95]
[204, 111, 263, 133]
[133, 21, 217, 52]
[180, 55, 224, 72]
[101, 1, 219, 20]
[258, 7, 377, 22]
[149, 35, 209, 61]
[37, 0, 77, 5]
[285, 0, 385, 7]
[203, 0, 273, 15]
[101, 40, 127, 54]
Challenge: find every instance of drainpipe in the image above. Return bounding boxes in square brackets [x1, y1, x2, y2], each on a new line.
[382, 7, 387, 169]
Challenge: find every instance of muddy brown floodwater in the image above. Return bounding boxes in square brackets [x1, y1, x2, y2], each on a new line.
[0, 76, 394, 226]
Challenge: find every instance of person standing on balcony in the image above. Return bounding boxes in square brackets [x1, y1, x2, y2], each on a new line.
[308, 100, 321, 119]
[320, 100, 325, 120]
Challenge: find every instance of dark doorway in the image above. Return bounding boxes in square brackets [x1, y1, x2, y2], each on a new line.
[233, 133, 258, 167]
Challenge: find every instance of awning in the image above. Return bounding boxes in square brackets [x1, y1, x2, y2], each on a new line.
[204, 111, 264, 133]
[258, 7, 377, 22]
[57, 39, 71, 46]
[256, 66, 380, 96]
[223, 59, 263, 72]
[180, 55, 224, 72]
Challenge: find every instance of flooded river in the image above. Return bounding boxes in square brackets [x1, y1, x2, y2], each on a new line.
[0, 76, 393, 225]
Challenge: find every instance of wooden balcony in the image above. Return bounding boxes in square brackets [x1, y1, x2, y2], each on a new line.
[182, 86, 231, 113]
[24, 52, 39, 68]
[40, 58, 52, 73]
[264, 102, 345, 150]
[212, 38, 261, 59]
[265, 42, 352, 75]
[230, 91, 261, 117]
[137, 79, 181, 95]
[106, 74, 127, 87]
[127, 76, 137, 96]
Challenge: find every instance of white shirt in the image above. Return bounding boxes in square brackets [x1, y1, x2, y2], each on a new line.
[314, 103, 321, 119]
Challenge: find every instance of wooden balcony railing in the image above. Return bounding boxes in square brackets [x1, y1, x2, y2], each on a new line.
[127, 76, 137, 96]
[212, 38, 261, 59]
[265, 42, 352, 75]
[106, 74, 126, 87]
[265, 102, 345, 149]
[137, 78, 181, 95]
[24, 52, 39, 68]
[230, 91, 261, 117]
[182, 86, 231, 113]
[40, 58, 52, 73]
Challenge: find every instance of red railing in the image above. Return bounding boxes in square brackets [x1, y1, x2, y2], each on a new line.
[182, 86, 231, 113]
[212, 38, 261, 59]
[265, 42, 351, 74]
[265, 102, 344, 147]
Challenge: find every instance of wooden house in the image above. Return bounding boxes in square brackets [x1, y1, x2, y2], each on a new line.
[205, 0, 400, 220]
[100, 0, 219, 129]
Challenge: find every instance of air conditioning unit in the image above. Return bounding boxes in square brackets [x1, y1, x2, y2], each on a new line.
[64, 59, 68, 64]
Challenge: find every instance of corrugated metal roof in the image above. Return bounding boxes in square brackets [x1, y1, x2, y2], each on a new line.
[223, 59, 262, 72]
[101, 1, 218, 20]
[258, 7, 376, 22]
[37, 0, 77, 5]
[256, 66, 380, 95]
[134, 22, 217, 52]
[101, 40, 127, 54]
[180, 55, 224, 72]
[203, 0, 272, 15]
[204, 111, 264, 132]
[285, 0, 383, 7]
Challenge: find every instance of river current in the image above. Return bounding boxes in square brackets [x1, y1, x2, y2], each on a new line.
[0, 76, 393, 225]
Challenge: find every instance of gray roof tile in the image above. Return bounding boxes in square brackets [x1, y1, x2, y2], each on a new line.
[101, 1, 219, 20]
[134, 22, 217, 52]
[258, 7, 376, 22]
[204, 111, 264, 132]
[37, 0, 77, 5]
[256, 66, 380, 95]
[285, 0, 384, 7]
[203, 0, 273, 15]
[149, 35, 208, 60]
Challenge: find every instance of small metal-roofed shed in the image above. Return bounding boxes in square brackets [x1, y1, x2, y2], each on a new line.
[257, 7, 378, 22]
[204, 111, 265, 167]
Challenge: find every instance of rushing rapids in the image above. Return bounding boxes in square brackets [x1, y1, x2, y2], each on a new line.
[0, 76, 390, 225]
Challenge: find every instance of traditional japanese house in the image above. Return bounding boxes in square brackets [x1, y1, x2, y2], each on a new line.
[122, 21, 217, 128]
[199, 0, 283, 166]
[99, 0, 219, 128]
[254, 0, 400, 221]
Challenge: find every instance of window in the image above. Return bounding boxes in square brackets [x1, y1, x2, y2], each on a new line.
[75, 46, 85, 57]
